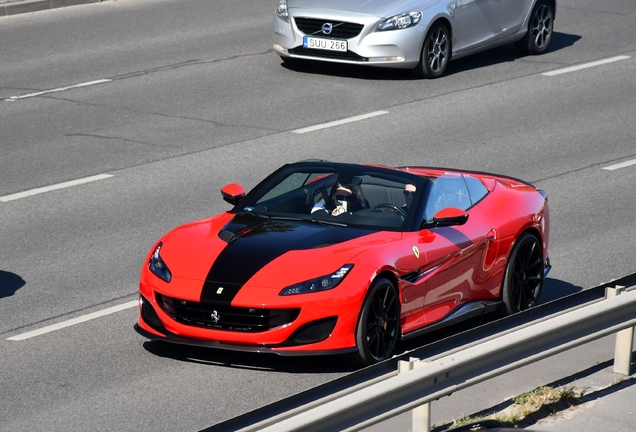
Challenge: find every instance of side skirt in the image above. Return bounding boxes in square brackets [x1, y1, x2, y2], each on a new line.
[401, 300, 501, 341]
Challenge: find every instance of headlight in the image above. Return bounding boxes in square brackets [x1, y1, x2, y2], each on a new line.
[149, 242, 172, 283]
[279, 264, 353, 296]
[276, 0, 289, 22]
[377, 12, 422, 31]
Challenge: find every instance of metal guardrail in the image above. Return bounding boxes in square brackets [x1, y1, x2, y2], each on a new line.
[202, 273, 636, 432]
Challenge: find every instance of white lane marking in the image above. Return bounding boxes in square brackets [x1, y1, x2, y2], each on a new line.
[0, 174, 113, 202]
[542, 56, 630, 76]
[5, 79, 112, 101]
[603, 159, 636, 171]
[293, 110, 389, 134]
[7, 300, 138, 341]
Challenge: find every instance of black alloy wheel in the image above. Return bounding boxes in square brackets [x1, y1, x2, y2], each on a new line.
[516, 0, 554, 55]
[349, 277, 400, 366]
[502, 232, 545, 314]
[413, 21, 450, 79]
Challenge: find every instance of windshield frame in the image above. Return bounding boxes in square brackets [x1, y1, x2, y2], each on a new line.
[230, 161, 429, 232]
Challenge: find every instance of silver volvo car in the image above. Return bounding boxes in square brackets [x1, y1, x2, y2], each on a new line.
[274, 0, 556, 78]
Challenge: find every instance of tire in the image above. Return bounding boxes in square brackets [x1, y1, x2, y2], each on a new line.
[501, 232, 544, 315]
[516, 0, 554, 55]
[412, 21, 451, 79]
[347, 277, 400, 366]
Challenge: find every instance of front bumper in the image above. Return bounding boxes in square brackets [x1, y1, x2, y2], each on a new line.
[134, 323, 356, 356]
[136, 263, 372, 354]
[274, 10, 426, 69]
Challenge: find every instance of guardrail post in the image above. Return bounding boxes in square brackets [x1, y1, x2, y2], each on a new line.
[398, 358, 431, 432]
[606, 286, 634, 375]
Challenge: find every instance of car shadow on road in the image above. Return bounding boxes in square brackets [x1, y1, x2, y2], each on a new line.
[446, 32, 582, 77]
[279, 32, 581, 81]
[0, 270, 25, 298]
[397, 277, 583, 356]
[142, 340, 359, 373]
[541, 277, 583, 303]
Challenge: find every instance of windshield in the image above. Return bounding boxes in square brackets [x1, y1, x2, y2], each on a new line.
[232, 162, 429, 232]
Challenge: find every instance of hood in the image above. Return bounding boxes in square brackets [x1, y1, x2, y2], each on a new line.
[288, 0, 440, 18]
[160, 213, 394, 304]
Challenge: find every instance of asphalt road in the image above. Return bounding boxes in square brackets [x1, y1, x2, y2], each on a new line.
[1, 0, 635, 431]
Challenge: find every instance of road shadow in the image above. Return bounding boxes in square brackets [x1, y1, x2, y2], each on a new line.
[397, 277, 584, 356]
[446, 31, 581, 76]
[280, 32, 581, 81]
[541, 277, 583, 303]
[142, 340, 358, 373]
[0, 270, 25, 298]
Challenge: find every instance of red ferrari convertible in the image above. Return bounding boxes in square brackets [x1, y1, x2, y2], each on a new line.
[135, 161, 550, 365]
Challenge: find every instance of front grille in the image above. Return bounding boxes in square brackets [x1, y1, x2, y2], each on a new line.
[288, 47, 368, 62]
[156, 293, 300, 333]
[295, 17, 364, 39]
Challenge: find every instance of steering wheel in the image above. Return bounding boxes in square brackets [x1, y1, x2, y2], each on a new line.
[373, 203, 407, 218]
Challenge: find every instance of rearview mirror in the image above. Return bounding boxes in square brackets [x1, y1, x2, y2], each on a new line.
[221, 183, 245, 205]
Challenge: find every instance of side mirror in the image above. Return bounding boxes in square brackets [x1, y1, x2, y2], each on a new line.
[221, 183, 245, 206]
[420, 207, 469, 229]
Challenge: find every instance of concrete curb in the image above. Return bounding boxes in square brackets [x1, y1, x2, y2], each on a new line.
[0, 0, 105, 17]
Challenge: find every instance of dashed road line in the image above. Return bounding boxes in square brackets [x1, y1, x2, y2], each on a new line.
[7, 300, 138, 341]
[5, 79, 112, 101]
[542, 56, 630, 77]
[603, 159, 636, 171]
[293, 110, 389, 134]
[0, 174, 113, 202]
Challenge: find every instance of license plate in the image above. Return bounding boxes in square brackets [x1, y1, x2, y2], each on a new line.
[303, 37, 347, 52]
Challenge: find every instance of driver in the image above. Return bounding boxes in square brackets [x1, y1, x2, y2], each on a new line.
[402, 184, 416, 211]
[312, 183, 364, 215]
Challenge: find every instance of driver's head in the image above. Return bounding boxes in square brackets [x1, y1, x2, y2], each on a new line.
[332, 184, 353, 202]
[403, 184, 416, 208]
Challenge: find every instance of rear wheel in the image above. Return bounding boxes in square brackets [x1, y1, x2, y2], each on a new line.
[412, 21, 450, 79]
[502, 232, 544, 314]
[348, 277, 400, 366]
[516, 0, 554, 55]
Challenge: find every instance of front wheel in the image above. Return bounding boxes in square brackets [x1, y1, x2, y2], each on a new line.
[412, 22, 451, 79]
[501, 232, 544, 314]
[516, 0, 554, 55]
[348, 277, 400, 366]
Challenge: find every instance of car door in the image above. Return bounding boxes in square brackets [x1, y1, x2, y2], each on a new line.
[500, 0, 535, 36]
[402, 175, 498, 332]
[454, 0, 504, 52]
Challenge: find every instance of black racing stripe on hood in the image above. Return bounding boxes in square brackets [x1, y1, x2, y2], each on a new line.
[200, 216, 375, 304]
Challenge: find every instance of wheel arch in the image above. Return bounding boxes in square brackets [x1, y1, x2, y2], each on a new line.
[545, 0, 556, 18]
[424, 17, 454, 60]
[499, 227, 546, 313]
[505, 225, 545, 262]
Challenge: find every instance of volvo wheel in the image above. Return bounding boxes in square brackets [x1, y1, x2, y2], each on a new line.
[516, 0, 554, 55]
[413, 21, 450, 79]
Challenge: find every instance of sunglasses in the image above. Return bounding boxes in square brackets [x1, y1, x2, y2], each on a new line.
[403, 190, 415, 196]
[335, 194, 352, 201]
